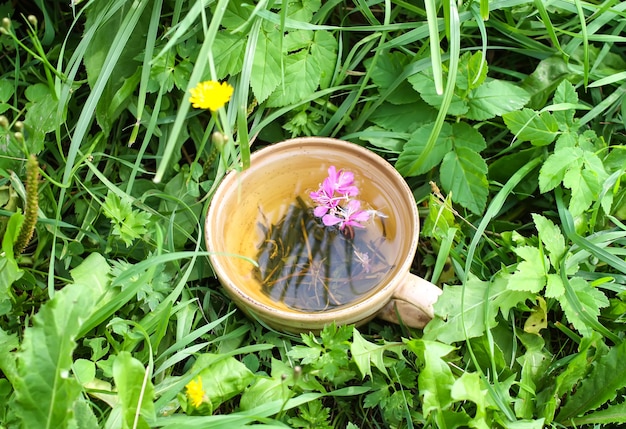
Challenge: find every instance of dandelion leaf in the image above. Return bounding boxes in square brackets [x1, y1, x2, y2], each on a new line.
[12, 253, 110, 429]
[351, 328, 388, 379]
[557, 340, 626, 423]
[112, 351, 155, 429]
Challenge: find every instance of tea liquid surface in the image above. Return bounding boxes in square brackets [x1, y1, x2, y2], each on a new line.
[253, 196, 399, 311]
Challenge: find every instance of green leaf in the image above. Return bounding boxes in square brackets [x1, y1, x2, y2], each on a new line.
[366, 51, 420, 104]
[407, 339, 456, 417]
[524, 296, 548, 335]
[239, 377, 289, 411]
[350, 328, 388, 379]
[552, 80, 579, 129]
[563, 166, 602, 216]
[102, 191, 151, 247]
[449, 121, 487, 151]
[440, 146, 489, 214]
[538, 148, 584, 193]
[192, 354, 255, 412]
[23, 84, 59, 153]
[532, 213, 566, 266]
[213, 32, 246, 79]
[508, 246, 548, 293]
[369, 101, 437, 133]
[408, 70, 469, 116]
[545, 273, 565, 298]
[466, 79, 530, 121]
[570, 402, 626, 426]
[287, 0, 320, 21]
[395, 122, 453, 176]
[424, 275, 504, 344]
[451, 372, 490, 429]
[83, 0, 150, 134]
[559, 277, 609, 338]
[113, 351, 155, 429]
[267, 47, 321, 107]
[0, 213, 24, 313]
[503, 108, 559, 146]
[310, 30, 338, 90]
[12, 253, 110, 429]
[456, 51, 488, 91]
[250, 29, 282, 103]
[557, 341, 626, 423]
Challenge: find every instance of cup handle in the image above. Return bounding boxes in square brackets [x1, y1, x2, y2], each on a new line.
[377, 273, 442, 329]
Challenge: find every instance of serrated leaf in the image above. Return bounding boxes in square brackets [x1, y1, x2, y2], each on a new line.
[23, 85, 59, 153]
[192, 354, 255, 411]
[395, 122, 453, 176]
[408, 70, 469, 116]
[508, 246, 548, 293]
[366, 51, 420, 104]
[466, 79, 530, 120]
[351, 328, 388, 379]
[251, 29, 282, 103]
[220, 1, 252, 29]
[532, 213, 566, 266]
[560, 277, 609, 338]
[267, 48, 321, 107]
[557, 340, 626, 423]
[457, 51, 488, 91]
[554, 334, 599, 399]
[287, 0, 320, 21]
[503, 108, 559, 146]
[310, 30, 337, 89]
[213, 32, 246, 79]
[369, 101, 437, 133]
[538, 148, 584, 193]
[440, 146, 488, 214]
[12, 254, 110, 429]
[113, 351, 155, 429]
[424, 276, 505, 344]
[407, 339, 456, 417]
[448, 121, 487, 151]
[570, 402, 626, 426]
[451, 372, 490, 429]
[545, 273, 565, 298]
[552, 80, 579, 129]
[563, 167, 602, 216]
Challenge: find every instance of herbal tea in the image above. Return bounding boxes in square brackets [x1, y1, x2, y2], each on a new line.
[252, 166, 398, 312]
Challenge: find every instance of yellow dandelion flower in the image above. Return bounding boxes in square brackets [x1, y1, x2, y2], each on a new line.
[189, 80, 234, 112]
[185, 377, 205, 408]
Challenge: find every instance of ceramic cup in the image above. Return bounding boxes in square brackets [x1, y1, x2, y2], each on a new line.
[205, 137, 442, 333]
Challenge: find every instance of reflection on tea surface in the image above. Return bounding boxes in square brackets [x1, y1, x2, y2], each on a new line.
[253, 197, 397, 311]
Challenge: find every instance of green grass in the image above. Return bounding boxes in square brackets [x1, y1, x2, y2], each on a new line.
[1, 0, 626, 427]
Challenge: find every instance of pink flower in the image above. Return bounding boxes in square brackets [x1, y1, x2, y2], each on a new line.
[322, 199, 370, 230]
[310, 165, 372, 231]
[324, 166, 359, 197]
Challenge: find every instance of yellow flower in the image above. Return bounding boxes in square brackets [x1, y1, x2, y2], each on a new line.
[185, 377, 205, 408]
[189, 80, 234, 112]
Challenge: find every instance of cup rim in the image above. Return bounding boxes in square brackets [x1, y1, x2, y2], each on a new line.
[205, 137, 420, 329]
